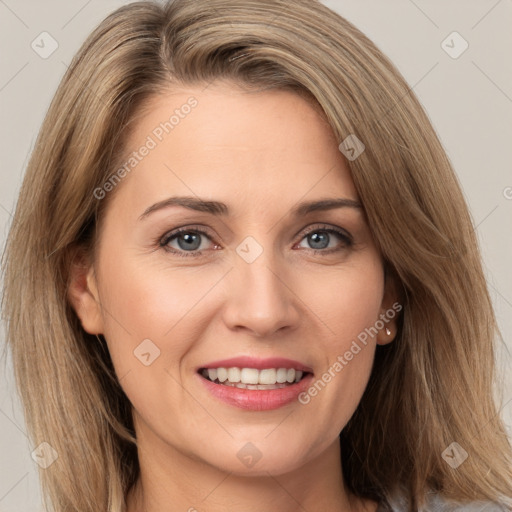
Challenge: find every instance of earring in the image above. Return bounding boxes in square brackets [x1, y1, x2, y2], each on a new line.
[385, 327, 391, 336]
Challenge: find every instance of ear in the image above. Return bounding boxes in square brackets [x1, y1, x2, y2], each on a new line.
[376, 267, 402, 346]
[67, 249, 104, 335]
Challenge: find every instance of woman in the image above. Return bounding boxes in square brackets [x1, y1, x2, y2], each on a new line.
[2, 0, 511, 511]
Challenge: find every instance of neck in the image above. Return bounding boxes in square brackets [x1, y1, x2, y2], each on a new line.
[126, 424, 376, 512]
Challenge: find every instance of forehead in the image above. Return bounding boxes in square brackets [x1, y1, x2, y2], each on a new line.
[111, 82, 359, 218]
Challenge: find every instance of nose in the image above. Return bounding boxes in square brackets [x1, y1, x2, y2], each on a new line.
[221, 251, 301, 338]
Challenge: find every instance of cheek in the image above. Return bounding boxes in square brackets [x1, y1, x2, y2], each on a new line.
[95, 247, 228, 372]
[95, 253, 222, 427]
[296, 255, 385, 348]
[294, 256, 384, 436]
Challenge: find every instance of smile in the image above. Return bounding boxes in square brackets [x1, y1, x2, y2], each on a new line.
[200, 367, 306, 389]
[197, 357, 314, 411]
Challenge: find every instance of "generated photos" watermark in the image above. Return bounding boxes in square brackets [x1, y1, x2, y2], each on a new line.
[93, 96, 198, 200]
[298, 301, 402, 405]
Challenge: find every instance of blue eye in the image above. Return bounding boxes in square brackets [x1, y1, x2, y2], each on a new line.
[159, 224, 353, 258]
[160, 227, 214, 257]
[297, 226, 353, 253]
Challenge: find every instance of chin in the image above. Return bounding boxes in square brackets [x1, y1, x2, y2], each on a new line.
[195, 434, 318, 477]
[211, 453, 307, 478]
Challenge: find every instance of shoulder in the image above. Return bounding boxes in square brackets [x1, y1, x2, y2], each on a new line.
[377, 490, 510, 512]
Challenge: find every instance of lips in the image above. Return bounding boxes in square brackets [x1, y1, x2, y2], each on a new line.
[196, 356, 314, 410]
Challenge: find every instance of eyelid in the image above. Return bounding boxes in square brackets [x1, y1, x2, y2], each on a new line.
[295, 223, 353, 244]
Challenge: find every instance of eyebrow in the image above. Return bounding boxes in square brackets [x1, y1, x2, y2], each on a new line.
[138, 195, 362, 221]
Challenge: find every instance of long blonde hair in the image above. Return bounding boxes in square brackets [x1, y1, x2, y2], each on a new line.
[2, 1, 511, 511]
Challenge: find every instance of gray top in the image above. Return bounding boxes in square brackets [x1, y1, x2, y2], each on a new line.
[376, 491, 510, 511]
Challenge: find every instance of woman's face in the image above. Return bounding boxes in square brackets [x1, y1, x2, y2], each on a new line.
[70, 81, 398, 477]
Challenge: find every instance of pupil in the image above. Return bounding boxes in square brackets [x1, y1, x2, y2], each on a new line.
[309, 232, 329, 249]
[178, 233, 201, 251]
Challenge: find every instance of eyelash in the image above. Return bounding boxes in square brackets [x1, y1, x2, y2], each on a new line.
[158, 224, 353, 258]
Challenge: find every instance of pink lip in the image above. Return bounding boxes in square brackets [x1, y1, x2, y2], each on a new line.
[199, 356, 313, 373]
[198, 372, 314, 411]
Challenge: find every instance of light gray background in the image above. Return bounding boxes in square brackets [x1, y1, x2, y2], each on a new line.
[1, 1, 511, 510]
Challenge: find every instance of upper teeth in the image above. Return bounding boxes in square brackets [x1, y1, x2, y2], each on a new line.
[202, 367, 303, 385]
